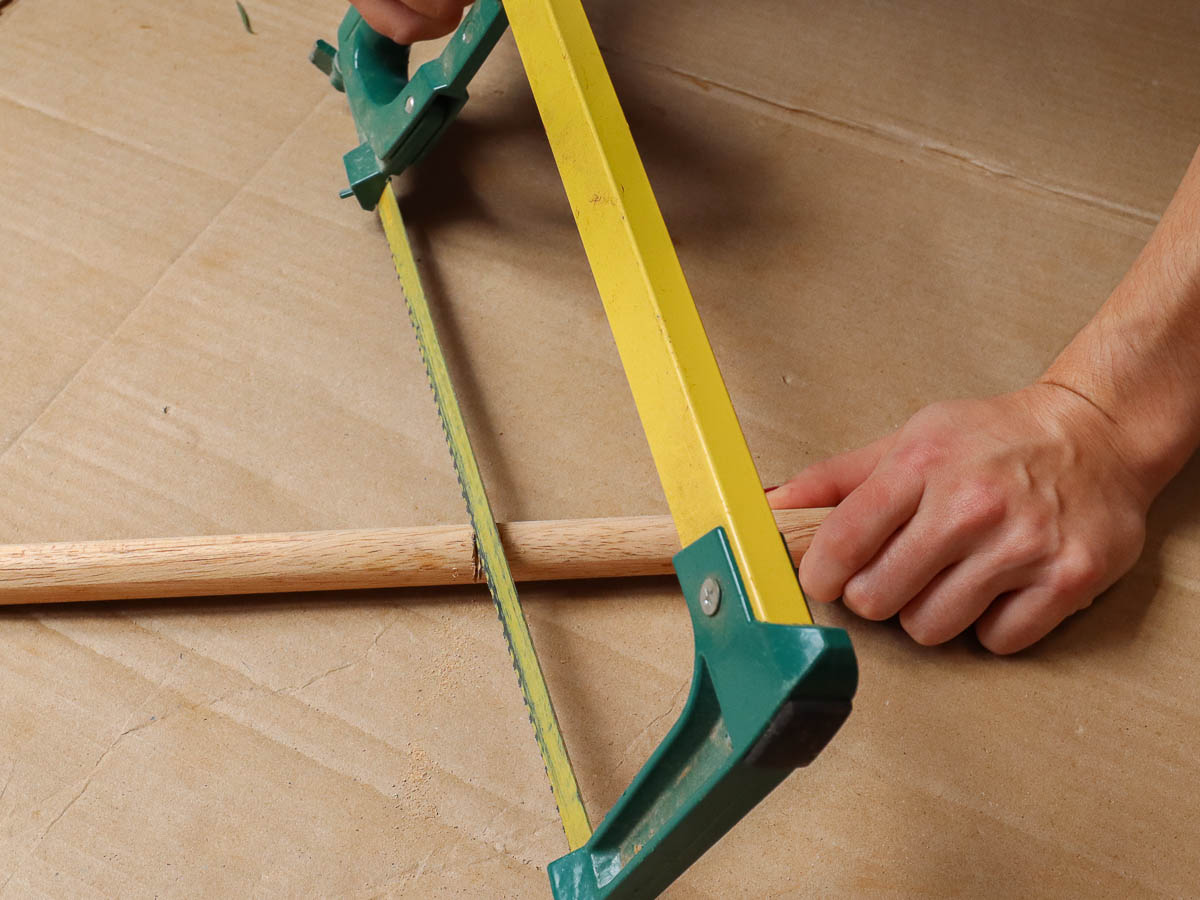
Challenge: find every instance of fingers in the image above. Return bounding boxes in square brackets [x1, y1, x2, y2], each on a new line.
[840, 514, 968, 622]
[973, 545, 1112, 653]
[774, 387, 1150, 652]
[352, 0, 465, 42]
[401, 0, 472, 21]
[767, 435, 892, 510]
[896, 553, 1034, 646]
[972, 589, 1079, 654]
[797, 461, 923, 604]
[840, 481, 1015, 621]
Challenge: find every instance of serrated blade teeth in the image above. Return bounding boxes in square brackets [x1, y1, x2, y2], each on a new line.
[378, 185, 592, 850]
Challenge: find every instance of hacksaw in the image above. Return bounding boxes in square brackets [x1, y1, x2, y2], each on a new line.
[311, 2, 859, 896]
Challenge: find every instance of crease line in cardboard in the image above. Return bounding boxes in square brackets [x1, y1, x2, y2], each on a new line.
[599, 47, 1161, 228]
[0, 216, 148, 294]
[52, 605, 552, 818]
[241, 94, 387, 233]
[0, 89, 240, 189]
[0, 100, 327, 468]
[22, 614, 565, 865]
[832, 707, 1172, 894]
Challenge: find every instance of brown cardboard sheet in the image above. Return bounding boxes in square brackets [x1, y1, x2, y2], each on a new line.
[1, 0, 1198, 896]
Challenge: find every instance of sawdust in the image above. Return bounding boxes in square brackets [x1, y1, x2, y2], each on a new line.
[395, 744, 439, 821]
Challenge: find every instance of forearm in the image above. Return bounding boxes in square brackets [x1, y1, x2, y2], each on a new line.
[1040, 144, 1200, 498]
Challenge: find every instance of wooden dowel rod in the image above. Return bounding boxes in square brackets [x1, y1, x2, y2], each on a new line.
[0, 507, 829, 605]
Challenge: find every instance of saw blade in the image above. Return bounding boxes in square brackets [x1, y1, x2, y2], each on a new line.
[378, 184, 592, 850]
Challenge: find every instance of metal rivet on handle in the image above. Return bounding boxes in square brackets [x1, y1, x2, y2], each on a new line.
[404, 96, 415, 113]
[699, 577, 721, 616]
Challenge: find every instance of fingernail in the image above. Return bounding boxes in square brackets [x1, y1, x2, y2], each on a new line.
[764, 484, 780, 494]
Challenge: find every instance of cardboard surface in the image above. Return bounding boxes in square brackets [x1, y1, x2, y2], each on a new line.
[1, 0, 1198, 896]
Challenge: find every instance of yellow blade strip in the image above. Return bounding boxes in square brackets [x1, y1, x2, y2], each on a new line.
[503, 0, 813, 625]
[379, 185, 592, 849]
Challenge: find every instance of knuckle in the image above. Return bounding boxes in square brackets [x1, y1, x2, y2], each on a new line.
[903, 617, 947, 646]
[852, 476, 915, 525]
[433, 0, 466, 20]
[999, 516, 1051, 568]
[403, 0, 464, 26]
[797, 551, 842, 604]
[1115, 512, 1148, 559]
[899, 596, 966, 647]
[816, 527, 860, 573]
[977, 627, 1022, 656]
[952, 481, 1008, 533]
[842, 580, 894, 621]
[1050, 546, 1106, 597]
[798, 569, 836, 605]
[801, 585, 836, 605]
[892, 439, 944, 476]
[908, 402, 955, 432]
[422, 0, 447, 13]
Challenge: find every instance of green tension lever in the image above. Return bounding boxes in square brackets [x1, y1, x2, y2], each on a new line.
[310, 0, 508, 209]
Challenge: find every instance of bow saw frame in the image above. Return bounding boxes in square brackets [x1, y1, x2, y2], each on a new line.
[312, 1, 857, 896]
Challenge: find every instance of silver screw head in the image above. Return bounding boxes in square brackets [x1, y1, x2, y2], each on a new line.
[404, 96, 415, 114]
[699, 577, 721, 616]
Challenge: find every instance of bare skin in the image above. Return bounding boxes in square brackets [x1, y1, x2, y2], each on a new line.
[770, 145, 1200, 653]
[337, 2, 1200, 655]
[350, 0, 472, 42]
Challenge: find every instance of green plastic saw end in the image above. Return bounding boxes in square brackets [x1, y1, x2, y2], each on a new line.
[548, 527, 856, 899]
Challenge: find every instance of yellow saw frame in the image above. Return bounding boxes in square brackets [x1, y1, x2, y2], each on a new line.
[313, 1, 857, 895]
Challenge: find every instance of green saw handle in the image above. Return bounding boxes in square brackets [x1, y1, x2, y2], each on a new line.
[548, 527, 856, 898]
[310, 1, 508, 209]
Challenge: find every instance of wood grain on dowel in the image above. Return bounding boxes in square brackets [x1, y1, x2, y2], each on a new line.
[0, 507, 829, 605]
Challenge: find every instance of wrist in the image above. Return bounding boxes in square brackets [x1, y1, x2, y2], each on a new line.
[1036, 352, 1197, 501]
[1037, 205, 1200, 499]
[1020, 380, 1159, 508]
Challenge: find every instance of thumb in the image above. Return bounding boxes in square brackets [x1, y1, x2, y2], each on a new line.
[767, 435, 892, 509]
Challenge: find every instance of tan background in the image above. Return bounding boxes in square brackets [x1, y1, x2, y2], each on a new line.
[2, 0, 1198, 896]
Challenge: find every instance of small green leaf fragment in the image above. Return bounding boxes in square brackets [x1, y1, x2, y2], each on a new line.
[236, 1, 254, 34]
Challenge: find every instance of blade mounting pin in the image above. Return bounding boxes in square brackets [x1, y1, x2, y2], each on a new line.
[699, 577, 721, 616]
